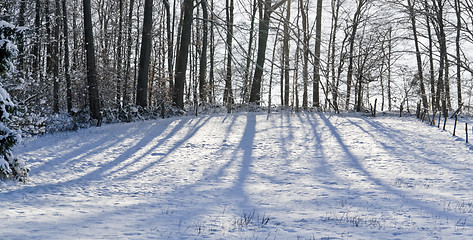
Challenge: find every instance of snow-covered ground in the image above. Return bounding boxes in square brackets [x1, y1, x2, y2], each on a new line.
[2, 112, 473, 239]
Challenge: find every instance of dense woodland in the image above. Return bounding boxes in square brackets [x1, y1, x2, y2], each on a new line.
[1, 0, 473, 130]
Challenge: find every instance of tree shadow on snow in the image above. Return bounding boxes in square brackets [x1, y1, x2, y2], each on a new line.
[317, 113, 463, 220]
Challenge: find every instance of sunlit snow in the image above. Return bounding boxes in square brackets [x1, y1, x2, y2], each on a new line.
[2, 112, 473, 239]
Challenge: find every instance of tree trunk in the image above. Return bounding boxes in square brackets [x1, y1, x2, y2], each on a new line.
[63, 0, 72, 113]
[33, 0, 41, 76]
[243, 0, 258, 103]
[313, 0, 322, 109]
[164, 0, 174, 91]
[454, 0, 462, 107]
[18, 0, 26, 72]
[329, 0, 341, 113]
[83, 0, 102, 124]
[136, 0, 153, 108]
[250, 0, 286, 104]
[116, 0, 124, 109]
[432, 0, 448, 117]
[53, 0, 61, 113]
[124, 0, 135, 106]
[283, 0, 291, 106]
[209, 0, 215, 103]
[425, 0, 436, 113]
[268, 22, 282, 113]
[224, 0, 234, 107]
[173, 0, 194, 109]
[299, 0, 309, 110]
[198, 0, 208, 103]
[346, 0, 366, 110]
[407, 0, 429, 111]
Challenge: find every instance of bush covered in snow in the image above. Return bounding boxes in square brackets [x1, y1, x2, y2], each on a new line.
[0, 20, 28, 181]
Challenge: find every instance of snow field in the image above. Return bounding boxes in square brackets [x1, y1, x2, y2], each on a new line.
[1, 112, 473, 239]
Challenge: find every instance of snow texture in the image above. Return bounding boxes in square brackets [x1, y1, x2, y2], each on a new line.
[2, 112, 473, 239]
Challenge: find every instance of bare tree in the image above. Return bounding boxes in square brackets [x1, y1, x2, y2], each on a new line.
[249, 0, 287, 104]
[198, 0, 208, 103]
[224, 0, 234, 110]
[63, 0, 72, 113]
[83, 0, 102, 124]
[407, 0, 429, 111]
[345, 0, 369, 110]
[174, 0, 194, 109]
[313, 0, 323, 109]
[282, 0, 291, 106]
[136, 0, 154, 107]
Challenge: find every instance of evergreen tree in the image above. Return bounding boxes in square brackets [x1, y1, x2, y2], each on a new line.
[0, 20, 29, 181]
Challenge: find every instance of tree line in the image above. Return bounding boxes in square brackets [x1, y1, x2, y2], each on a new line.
[1, 0, 473, 125]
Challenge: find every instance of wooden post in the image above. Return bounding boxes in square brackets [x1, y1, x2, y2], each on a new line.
[453, 115, 458, 136]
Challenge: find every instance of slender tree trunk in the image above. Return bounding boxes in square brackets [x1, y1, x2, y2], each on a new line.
[294, 27, 300, 112]
[173, 0, 194, 109]
[243, 0, 258, 103]
[445, 53, 452, 110]
[250, 0, 272, 104]
[124, 0, 135, 106]
[199, 0, 208, 103]
[209, 0, 215, 103]
[454, 0, 462, 107]
[132, 1, 142, 103]
[250, 0, 288, 104]
[136, 0, 153, 107]
[346, 0, 366, 110]
[268, 23, 282, 113]
[164, 0, 174, 90]
[224, 0, 234, 108]
[283, 0, 291, 106]
[34, 0, 41, 76]
[299, 0, 309, 110]
[63, 0, 72, 113]
[313, 0, 322, 109]
[83, 0, 102, 123]
[407, 0, 429, 111]
[432, 0, 448, 117]
[53, 0, 61, 113]
[425, 1, 436, 113]
[116, 0, 124, 109]
[18, 0, 26, 72]
[330, 0, 341, 113]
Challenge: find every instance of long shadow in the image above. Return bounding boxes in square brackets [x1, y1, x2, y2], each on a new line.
[302, 113, 344, 185]
[354, 117, 473, 174]
[192, 114, 241, 182]
[229, 113, 256, 209]
[0, 119, 181, 196]
[113, 116, 210, 180]
[317, 113, 463, 220]
[31, 124, 149, 175]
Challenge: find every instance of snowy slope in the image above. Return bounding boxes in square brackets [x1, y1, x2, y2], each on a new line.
[2, 112, 473, 239]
